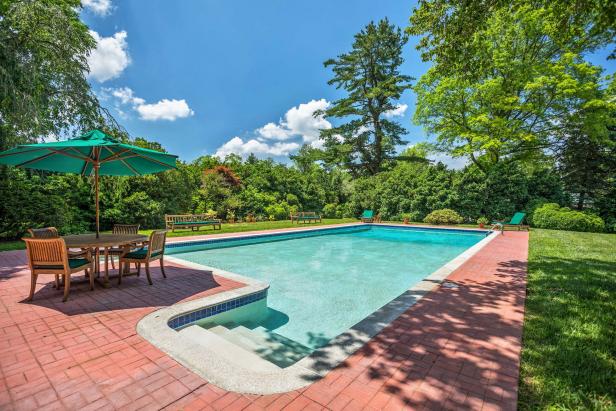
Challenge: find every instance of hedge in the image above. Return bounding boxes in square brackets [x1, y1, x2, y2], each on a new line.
[532, 203, 605, 232]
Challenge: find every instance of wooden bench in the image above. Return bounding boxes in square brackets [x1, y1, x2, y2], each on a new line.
[290, 211, 322, 224]
[165, 214, 222, 232]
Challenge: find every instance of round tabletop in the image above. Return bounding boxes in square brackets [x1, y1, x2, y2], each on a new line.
[63, 233, 148, 248]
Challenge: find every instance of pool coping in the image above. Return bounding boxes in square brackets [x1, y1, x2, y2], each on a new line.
[136, 224, 499, 394]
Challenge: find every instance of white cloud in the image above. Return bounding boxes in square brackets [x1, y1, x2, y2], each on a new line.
[215, 99, 331, 159]
[215, 137, 300, 159]
[105, 87, 194, 121]
[384, 103, 408, 118]
[256, 122, 293, 141]
[136, 99, 194, 121]
[110, 87, 144, 105]
[82, 0, 113, 16]
[256, 99, 331, 143]
[87, 30, 130, 82]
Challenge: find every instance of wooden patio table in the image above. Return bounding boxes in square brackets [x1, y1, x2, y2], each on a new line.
[63, 233, 147, 287]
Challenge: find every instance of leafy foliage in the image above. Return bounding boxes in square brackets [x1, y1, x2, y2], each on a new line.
[532, 203, 605, 232]
[423, 209, 463, 225]
[319, 19, 412, 176]
[0, 0, 121, 150]
[413, 6, 614, 172]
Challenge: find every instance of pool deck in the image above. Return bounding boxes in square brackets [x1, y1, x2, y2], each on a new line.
[0, 224, 528, 410]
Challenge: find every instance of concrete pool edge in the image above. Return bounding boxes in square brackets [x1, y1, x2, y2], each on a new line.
[137, 225, 499, 394]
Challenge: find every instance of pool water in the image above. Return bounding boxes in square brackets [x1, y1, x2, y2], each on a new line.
[172, 226, 485, 350]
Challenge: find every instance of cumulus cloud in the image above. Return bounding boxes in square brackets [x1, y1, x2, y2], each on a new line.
[256, 122, 293, 141]
[82, 0, 113, 16]
[216, 99, 331, 159]
[110, 87, 144, 105]
[136, 99, 194, 121]
[256, 99, 331, 144]
[384, 103, 408, 118]
[87, 30, 130, 82]
[215, 137, 300, 159]
[105, 87, 194, 121]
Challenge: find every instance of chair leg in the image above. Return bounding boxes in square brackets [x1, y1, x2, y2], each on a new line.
[88, 267, 94, 291]
[54, 274, 59, 290]
[160, 258, 167, 278]
[145, 262, 153, 285]
[118, 261, 123, 285]
[28, 273, 37, 301]
[62, 274, 70, 302]
[111, 256, 115, 269]
[137, 263, 141, 276]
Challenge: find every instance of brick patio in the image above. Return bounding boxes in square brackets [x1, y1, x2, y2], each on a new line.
[0, 229, 528, 410]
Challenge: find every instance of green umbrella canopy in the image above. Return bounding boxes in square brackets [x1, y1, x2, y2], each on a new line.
[0, 129, 178, 237]
[0, 129, 177, 175]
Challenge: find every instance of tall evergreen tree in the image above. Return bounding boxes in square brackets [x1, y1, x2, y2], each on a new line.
[318, 19, 412, 176]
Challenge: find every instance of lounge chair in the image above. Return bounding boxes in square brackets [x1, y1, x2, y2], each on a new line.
[360, 210, 374, 223]
[491, 212, 528, 233]
[23, 237, 94, 302]
[119, 230, 168, 285]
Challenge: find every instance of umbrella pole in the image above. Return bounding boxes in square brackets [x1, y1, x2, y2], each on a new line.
[94, 152, 100, 238]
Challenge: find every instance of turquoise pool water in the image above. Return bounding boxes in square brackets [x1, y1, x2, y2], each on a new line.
[171, 226, 485, 350]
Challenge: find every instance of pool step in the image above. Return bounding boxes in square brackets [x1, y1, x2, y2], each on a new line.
[208, 325, 311, 368]
[178, 325, 280, 373]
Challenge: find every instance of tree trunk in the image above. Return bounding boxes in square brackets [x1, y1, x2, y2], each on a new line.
[576, 191, 586, 210]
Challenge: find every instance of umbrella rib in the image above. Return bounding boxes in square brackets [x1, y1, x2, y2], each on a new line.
[81, 146, 94, 176]
[120, 158, 141, 176]
[130, 152, 177, 169]
[0, 147, 48, 158]
[99, 148, 131, 164]
[15, 150, 57, 167]
[15, 147, 91, 168]
[101, 146, 140, 175]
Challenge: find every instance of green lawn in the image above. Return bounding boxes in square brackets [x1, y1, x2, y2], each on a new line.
[520, 229, 616, 410]
[0, 218, 358, 252]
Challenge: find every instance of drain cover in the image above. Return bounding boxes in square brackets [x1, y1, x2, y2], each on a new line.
[441, 281, 460, 289]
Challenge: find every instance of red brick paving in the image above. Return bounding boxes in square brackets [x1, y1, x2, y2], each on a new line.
[0, 230, 528, 410]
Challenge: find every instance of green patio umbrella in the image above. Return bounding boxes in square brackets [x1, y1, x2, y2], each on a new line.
[0, 129, 178, 237]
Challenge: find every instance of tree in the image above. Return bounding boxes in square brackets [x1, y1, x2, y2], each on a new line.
[408, 0, 616, 72]
[319, 19, 412, 176]
[557, 77, 616, 209]
[0, 0, 120, 150]
[412, 6, 612, 172]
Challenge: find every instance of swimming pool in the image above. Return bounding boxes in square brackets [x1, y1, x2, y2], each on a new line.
[138, 223, 495, 394]
[169, 225, 486, 350]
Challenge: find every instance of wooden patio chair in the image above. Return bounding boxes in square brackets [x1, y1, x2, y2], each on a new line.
[108, 224, 141, 270]
[28, 227, 87, 258]
[118, 230, 168, 286]
[22, 237, 94, 302]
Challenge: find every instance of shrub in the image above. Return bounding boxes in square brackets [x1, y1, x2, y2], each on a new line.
[424, 209, 464, 225]
[532, 203, 605, 232]
[322, 203, 340, 218]
[264, 201, 291, 221]
[477, 216, 489, 225]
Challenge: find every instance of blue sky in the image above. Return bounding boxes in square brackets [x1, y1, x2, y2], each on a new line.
[81, 0, 615, 164]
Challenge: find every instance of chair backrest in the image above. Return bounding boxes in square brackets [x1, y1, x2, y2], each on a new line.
[362, 210, 374, 218]
[112, 224, 140, 235]
[23, 237, 68, 271]
[509, 212, 526, 225]
[28, 227, 59, 239]
[148, 230, 168, 257]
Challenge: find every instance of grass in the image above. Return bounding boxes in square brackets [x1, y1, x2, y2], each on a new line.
[0, 218, 358, 252]
[519, 229, 616, 410]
